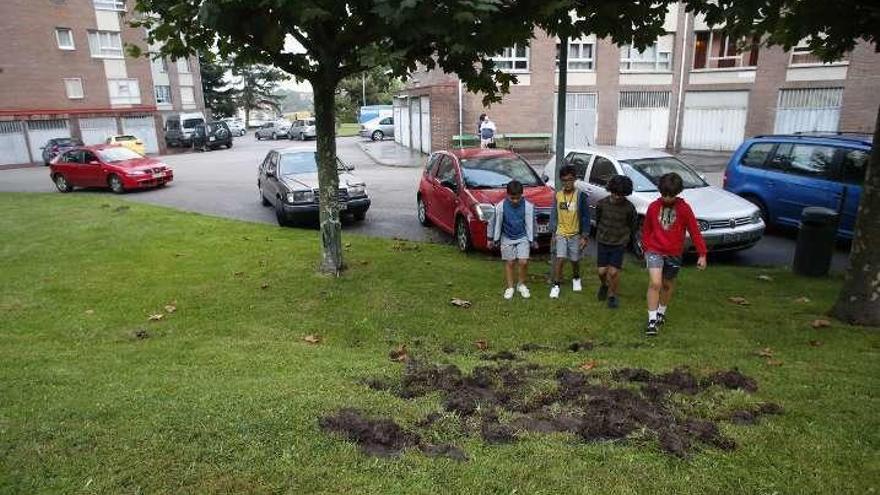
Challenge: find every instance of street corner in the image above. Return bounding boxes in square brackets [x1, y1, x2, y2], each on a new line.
[357, 138, 427, 168]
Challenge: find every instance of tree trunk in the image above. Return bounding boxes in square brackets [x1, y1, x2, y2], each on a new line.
[831, 104, 880, 326]
[312, 76, 345, 275]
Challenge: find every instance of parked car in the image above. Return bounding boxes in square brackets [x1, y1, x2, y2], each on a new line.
[221, 117, 246, 136]
[543, 147, 765, 256]
[191, 121, 233, 151]
[255, 120, 291, 140]
[289, 118, 317, 141]
[41, 137, 83, 166]
[360, 117, 394, 141]
[723, 133, 869, 240]
[106, 135, 145, 156]
[417, 148, 555, 252]
[257, 149, 370, 226]
[164, 112, 206, 147]
[49, 144, 173, 194]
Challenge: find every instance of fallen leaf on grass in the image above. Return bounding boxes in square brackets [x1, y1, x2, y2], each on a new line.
[164, 303, 177, 313]
[474, 340, 489, 351]
[148, 313, 164, 322]
[579, 360, 598, 371]
[242, 236, 251, 241]
[808, 340, 823, 347]
[233, 271, 245, 277]
[303, 334, 322, 344]
[728, 296, 750, 306]
[344, 242, 352, 248]
[811, 319, 831, 328]
[131, 329, 150, 340]
[794, 296, 811, 303]
[359, 260, 370, 266]
[765, 359, 784, 367]
[173, 253, 185, 257]
[260, 282, 270, 289]
[84, 309, 95, 315]
[450, 298, 472, 308]
[756, 274, 774, 282]
[755, 347, 774, 358]
[388, 344, 408, 362]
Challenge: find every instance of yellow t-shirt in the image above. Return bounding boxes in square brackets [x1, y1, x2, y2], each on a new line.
[555, 190, 579, 237]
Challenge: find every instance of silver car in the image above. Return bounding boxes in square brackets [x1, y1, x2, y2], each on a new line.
[289, 118, 316, 140]
[359, 116, 394, 141]
[543, 146, 765, 255]
[255, 120, 291, 140]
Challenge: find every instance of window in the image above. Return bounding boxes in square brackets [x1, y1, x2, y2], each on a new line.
[108, 79, 140, 105]
[154, 85, 172, 104]
[64, 78, 84, 99]
[620, 42, 671, 72]
[426, 153, 442, 173]
[55, 28, 75, 50]
[693, 31, 759, 69]
[589, 157, 617, 186]
[151, 56, 168, 73]
[556, 41, 595, 71]
[839, 149, 868, 185]
[87, 31, 123, 58]
[566, 153, 593, 179]
[491, 44, 529, 72]
[93, 0, 125, 11]
[176, 58, 190, 74]
[435, 156, 456, 182]
[180, 86, 195, 105]
[769, 143, 835, 178]
[789, 41, 845, 66]
[379, 117, 393, 125]
[740, 143, 774, 168]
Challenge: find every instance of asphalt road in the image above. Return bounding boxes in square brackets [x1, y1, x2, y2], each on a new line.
[0, 135, 849, 272]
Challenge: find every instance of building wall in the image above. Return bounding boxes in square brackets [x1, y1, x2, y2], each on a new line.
[839, 43, 880, 133]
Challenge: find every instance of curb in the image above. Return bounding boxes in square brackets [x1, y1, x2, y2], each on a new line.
[356, 141, 424, 168]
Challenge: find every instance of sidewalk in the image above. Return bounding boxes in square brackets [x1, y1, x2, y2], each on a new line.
[357, 139, 426, 168]
[675, 149, 732, 173]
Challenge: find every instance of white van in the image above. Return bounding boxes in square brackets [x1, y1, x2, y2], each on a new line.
[164, 112, 206, 147]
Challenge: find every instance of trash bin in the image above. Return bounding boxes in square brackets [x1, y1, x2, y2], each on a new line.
[792, 206, 838, 277]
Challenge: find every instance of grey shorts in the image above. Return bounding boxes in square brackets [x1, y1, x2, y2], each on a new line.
[645, 252, 682, 279]
[501, 239, 530, 261]
[554, 234, 583, 261]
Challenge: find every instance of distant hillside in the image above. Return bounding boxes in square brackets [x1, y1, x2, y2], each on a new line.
[277, 90, 314, 114]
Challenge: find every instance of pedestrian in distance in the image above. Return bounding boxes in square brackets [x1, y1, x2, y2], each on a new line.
[489, 180, 537, 300]
[548, 165, 590, 299]
[479, 116, 497, 149]
[641, 172, 707, 336]
[595, 174, 638, 309]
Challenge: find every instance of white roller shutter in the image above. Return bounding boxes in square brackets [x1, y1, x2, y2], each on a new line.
[80, 117, 119, 146]
[420, 96, 431, 154]
[409, 97, 421, 152]
[616, 91, 670, 149]
[122, 116, 159, 154]
[0, 121, 31, 165]
[681, 91, 748, 151]
[26, 119, 71, 162]
[399, 97, 410, 148]
[774, 88, 842, 134]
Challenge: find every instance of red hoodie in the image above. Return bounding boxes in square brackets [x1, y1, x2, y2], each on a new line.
[642, 197, 707, 257]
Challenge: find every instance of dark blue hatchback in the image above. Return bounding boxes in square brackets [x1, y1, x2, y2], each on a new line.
[723, 133, 871, 240]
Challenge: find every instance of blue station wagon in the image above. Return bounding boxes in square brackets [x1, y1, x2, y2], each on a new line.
[723, 133, 871, 240]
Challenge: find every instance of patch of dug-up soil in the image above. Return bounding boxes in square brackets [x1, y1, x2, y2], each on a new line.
[322, 360, 781, 460]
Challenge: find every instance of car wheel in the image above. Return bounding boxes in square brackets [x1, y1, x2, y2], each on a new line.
[275, 202, 291, 227]
[743, 195, 769, 225]
[417, 196, 430, 226]
[227, 141, 233, 149]
[630, 216, 645, 260]
[371, 130, 384, 141]
[108, 174, 125, 194]
[259, 184, 270, 206]
[455, 216, 472, 252]
[53, 174, 72, 193]
[256, 133, 262, 141]
[353, 210, 367, 221]
[272, 132, 277, 140]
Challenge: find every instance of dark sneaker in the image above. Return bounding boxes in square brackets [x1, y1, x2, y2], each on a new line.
[597, 284, 609, 301]
[646, 320, 658, 337]
[607, 295, 619, 309]
[656, 312, 666, 326]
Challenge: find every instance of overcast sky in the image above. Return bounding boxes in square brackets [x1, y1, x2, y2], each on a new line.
[280, 36, 313, 93]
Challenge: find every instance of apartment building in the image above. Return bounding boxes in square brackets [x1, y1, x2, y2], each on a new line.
[0, 0, 204, 165]
[394, 4, 880, 154]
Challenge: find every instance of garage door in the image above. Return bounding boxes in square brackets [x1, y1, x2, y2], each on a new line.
[617, 91, 670, 149]
[393, 101, 402, 145]
[554, 92, 597, 149]
[682, 91, 748, 151]
[420, 96, 431, 154]
[0, 121, 31, 165]
[122, 115, 159, 154]
[774, 88, 842, 134]
[27, 119, 71, 163]
[409, 97, 421, 152]
[398, 97, 410, 148]
[80, 117, 119, 146]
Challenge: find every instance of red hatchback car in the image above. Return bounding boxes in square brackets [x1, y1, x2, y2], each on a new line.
[49, 144, 173, 193]
[417, 148, 555, 252]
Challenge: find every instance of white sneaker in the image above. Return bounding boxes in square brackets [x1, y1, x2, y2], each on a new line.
[517, 284, 531, 299]
[503, 287, 515, 300]
[572, 278, 583, 292]
[549, 285, 560, 299]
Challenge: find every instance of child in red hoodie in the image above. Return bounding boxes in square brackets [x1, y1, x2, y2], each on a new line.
[641, 173, 707, 336]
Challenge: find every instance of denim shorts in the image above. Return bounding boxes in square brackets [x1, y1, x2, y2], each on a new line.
[597, 243, 626, 269]
[500, 239, 530, 261]
[554, 234, 583, 261]
[645, 252, 682, 279]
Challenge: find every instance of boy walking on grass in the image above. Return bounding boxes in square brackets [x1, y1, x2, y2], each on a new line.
[548, 165, 590, 299]
[595, 175, 638, 309]
[642, 173, 707, 336]
[489, 180, 537, 299]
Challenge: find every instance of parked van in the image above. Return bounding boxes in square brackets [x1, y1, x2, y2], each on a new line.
[164, 112, 206, 147]
[723, 133, 870, 240]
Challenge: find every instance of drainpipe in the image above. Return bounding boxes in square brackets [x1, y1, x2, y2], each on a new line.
[672, 6, 689, 151]
[458, 79, 463, 139]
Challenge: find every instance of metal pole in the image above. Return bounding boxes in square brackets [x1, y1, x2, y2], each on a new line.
[362, 73, 367, 106]
[554, 33, 569, 190]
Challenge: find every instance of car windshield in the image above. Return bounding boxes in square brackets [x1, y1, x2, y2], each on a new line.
[116, 135, 136, 141]
[304, 119, 315, 126]
[207, 123, 225, 132]
[183, 118, 202, 129]
[97, 147, 143, 162]
[56, 138, 80, 146]
[279, 153, 318, 175]
[621, 157, 708, 190]
[460, 156, 542, 188]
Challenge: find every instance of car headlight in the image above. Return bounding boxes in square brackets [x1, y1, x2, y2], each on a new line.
[347, 184, 366, 197]
[698, 219, 710, 232]
[475, 203, 495, 223]
[127, 169, 148, 176]
[751, 211, 762, 224]
[287, 190, 315, 203]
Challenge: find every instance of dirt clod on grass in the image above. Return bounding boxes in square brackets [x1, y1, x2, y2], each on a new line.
[568, 341, 594, 352]
[481, 350, 518, 361]
[319, 408, 419, 457]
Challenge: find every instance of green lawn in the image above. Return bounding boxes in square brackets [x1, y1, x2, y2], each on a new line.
[0, 193, 877, 494]
[337, 123, 361, 137]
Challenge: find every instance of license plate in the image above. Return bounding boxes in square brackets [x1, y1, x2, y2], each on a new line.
[536, 224, 549, 234]
[723, 232, 752, 243]
[153, 172, 164, 179]
[339, 203, 348, 211]
[209, 136, 216, 142]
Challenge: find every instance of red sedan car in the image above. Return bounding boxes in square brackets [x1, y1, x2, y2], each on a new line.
[49, 144, 173, 193]
[417, 148, 555, 252]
